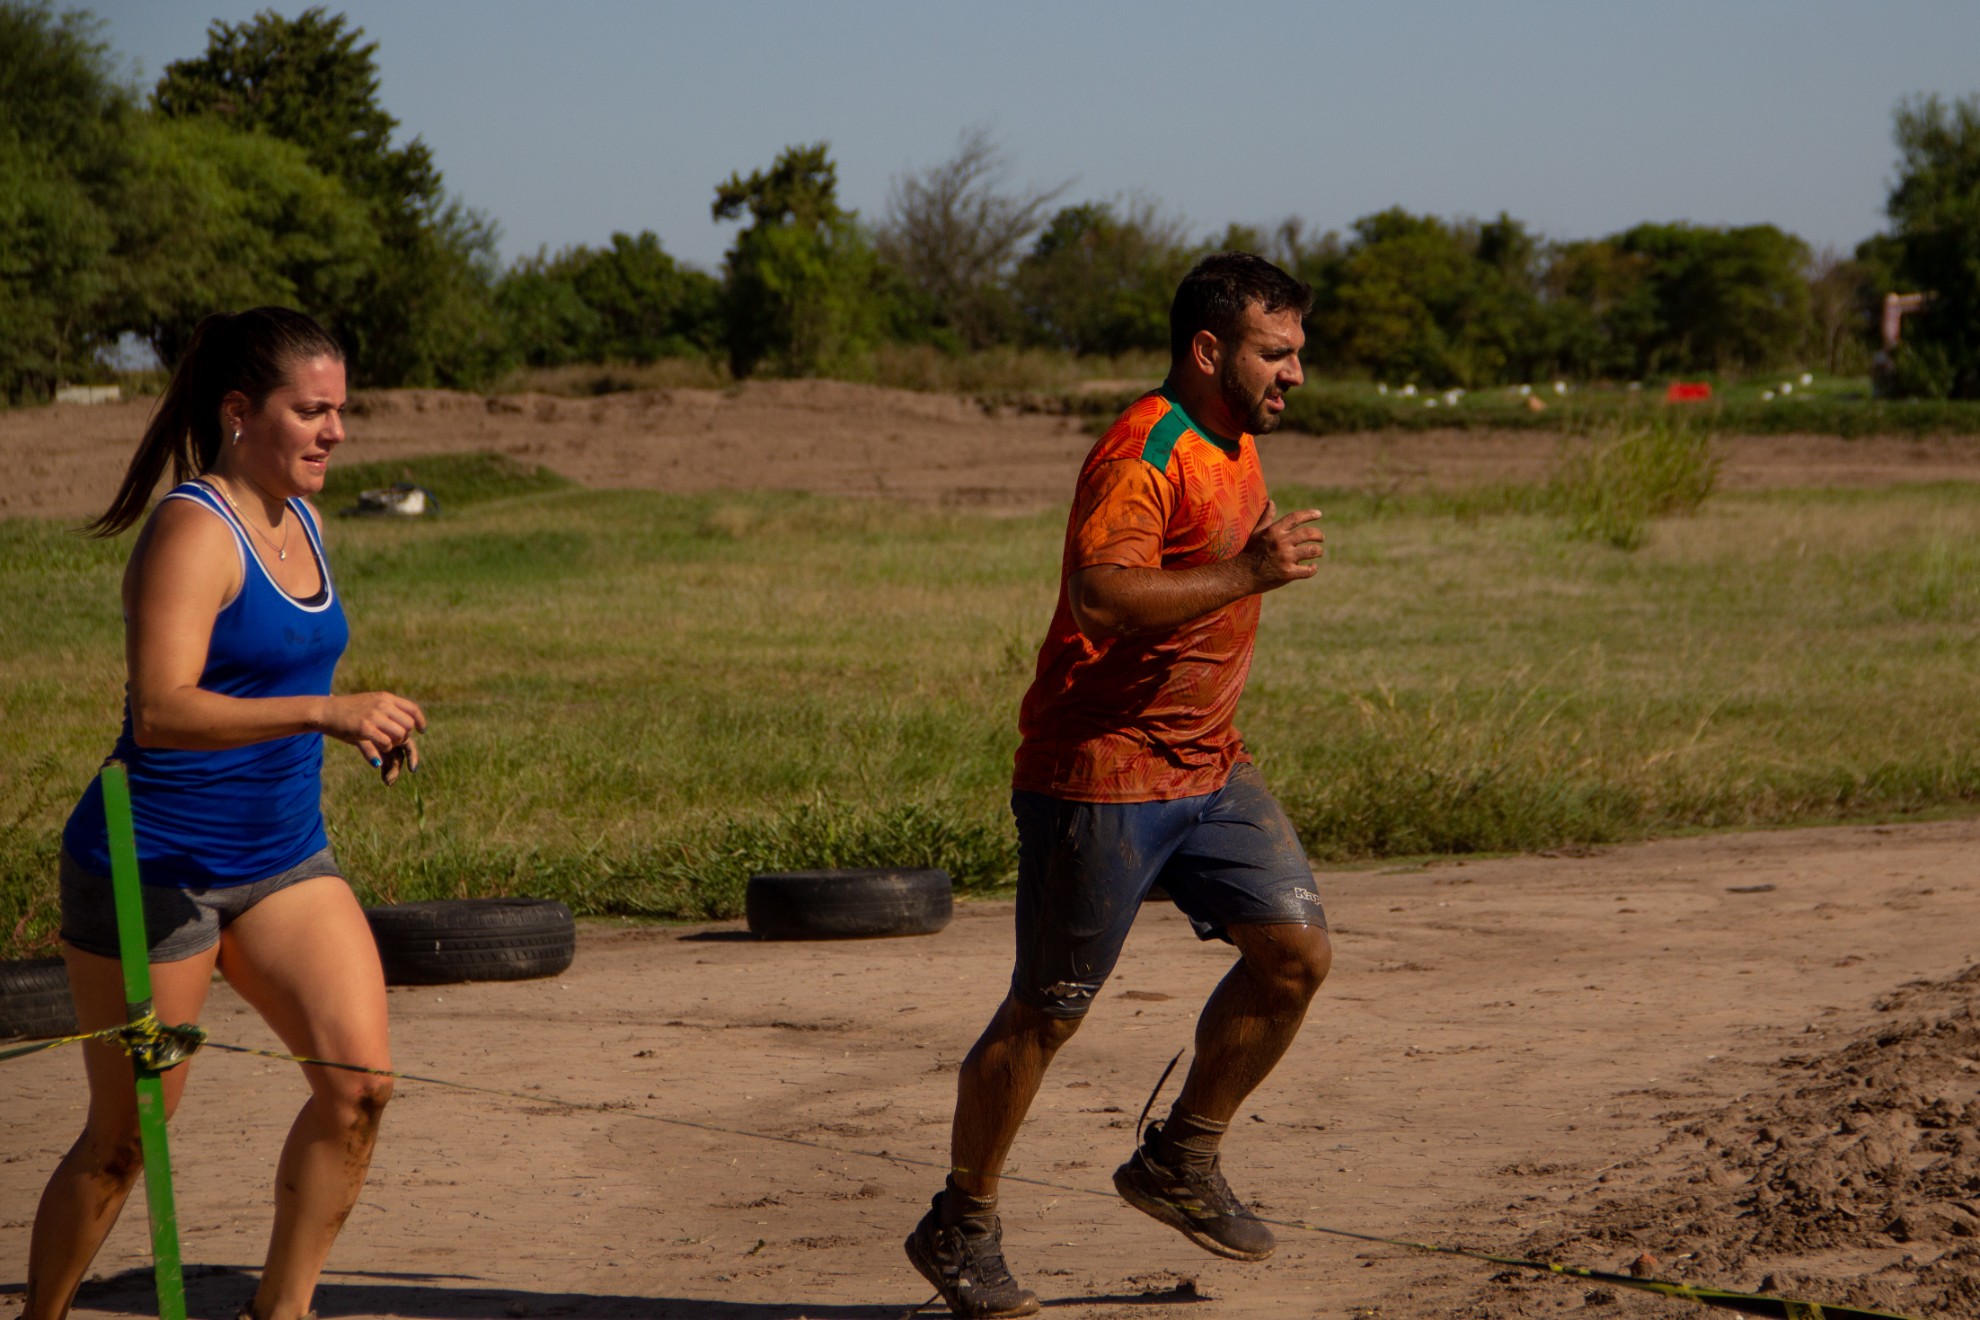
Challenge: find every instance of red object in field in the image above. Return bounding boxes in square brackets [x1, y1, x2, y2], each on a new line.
[1665, 381, 1712, 403]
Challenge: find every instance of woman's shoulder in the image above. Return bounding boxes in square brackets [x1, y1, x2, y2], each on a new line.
[153, 479, 228, 515]
[134, 484, 237, 559]
[126, 485, 245, 608]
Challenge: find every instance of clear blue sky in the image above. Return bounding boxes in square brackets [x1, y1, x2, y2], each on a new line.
[95, 1, 1980, 273]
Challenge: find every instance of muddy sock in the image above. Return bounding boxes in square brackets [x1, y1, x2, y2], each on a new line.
[940, 1175, 1000, 1231]
[1152, 1105, 1229, 1175]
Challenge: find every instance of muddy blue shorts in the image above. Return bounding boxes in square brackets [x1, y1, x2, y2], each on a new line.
[1010, 762, 1327, 1018]
[58, 846, 342, 963]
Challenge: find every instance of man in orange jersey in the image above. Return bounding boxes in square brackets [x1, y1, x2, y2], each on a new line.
[906, 253, 1332, 1317]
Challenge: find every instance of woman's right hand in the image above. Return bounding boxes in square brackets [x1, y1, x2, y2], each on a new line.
[318, 692, 426, 773]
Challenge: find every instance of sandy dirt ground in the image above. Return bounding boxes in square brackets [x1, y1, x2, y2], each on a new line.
[5, 381, 1980, 522]
[3, 820, 1977, 1320]
[4, 385, 1978, 1318]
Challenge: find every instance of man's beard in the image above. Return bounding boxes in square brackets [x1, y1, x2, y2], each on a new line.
[1219, 358, 1281, 435]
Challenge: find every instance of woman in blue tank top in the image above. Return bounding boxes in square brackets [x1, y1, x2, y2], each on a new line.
[27, 309, 425, 1320]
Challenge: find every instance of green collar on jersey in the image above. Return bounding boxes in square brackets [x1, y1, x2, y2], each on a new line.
[1154, 383, 1243, 458]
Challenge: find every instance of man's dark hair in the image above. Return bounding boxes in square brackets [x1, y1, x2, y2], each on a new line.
[1169, 252, 1313, 364]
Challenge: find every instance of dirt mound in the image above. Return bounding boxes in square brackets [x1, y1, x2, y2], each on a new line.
[1491, 964, 1980, 1317]
[7, 384, 1980, 524]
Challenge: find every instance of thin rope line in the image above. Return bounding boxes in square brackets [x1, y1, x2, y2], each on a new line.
[5, 1020, 1921, 1319]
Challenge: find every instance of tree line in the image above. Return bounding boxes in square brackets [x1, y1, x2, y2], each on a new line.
[5, 3, 1978, 403]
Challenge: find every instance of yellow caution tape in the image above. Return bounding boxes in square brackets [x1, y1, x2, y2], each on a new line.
[0, 1012, 204, 1068]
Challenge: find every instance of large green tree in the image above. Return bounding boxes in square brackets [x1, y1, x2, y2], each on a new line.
[1013, 199, 1190, 356]
[713, 143, 880, 377]
[1882, 93, 1980, 397]
[153, 5, 436, 209]
[119, 115, 375, 365]
[0, 1, 130, 401]
[557, 231, 719, 363]
[1539, 239, 1659, 380]
[1607, 222, 1810, 376]
[1304, 209, 1547, 387]
[498, 231, 721, 367]
[153, 6, 506, 387]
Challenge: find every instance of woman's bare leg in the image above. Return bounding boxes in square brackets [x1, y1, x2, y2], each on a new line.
[218, 876, 392, 1320]
[25, 945, 218, 1320]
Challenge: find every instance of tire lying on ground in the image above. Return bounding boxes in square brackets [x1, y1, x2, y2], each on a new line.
[364, 898, 576, 985]
[0, 958, 80, 1040]
[746, 868, 953, 940]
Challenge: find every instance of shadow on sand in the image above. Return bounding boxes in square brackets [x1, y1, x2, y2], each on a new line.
[22, 1262, 1209, 1319]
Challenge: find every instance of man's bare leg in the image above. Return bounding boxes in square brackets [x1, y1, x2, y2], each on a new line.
[1173, 922, 1332, 1123]
[1114, 922, 1331, 1261]
[950, 994, 1083, 1198]
[905, 995, 1083, 1318]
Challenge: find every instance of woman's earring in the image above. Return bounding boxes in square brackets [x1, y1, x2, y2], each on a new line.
[232, 429, 241, 445]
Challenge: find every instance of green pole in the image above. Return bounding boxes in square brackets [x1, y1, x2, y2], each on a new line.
[101, 762, 189, 1320]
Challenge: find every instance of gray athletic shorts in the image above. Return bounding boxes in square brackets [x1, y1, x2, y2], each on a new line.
[1011, 762, 1327, 1019]
[59, 846, 342, 962]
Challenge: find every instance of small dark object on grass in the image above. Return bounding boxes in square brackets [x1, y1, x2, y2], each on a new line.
[1726, 883, 1778, 894]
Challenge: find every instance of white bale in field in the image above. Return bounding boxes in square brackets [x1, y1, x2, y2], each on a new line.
[1761, 390, 1776, 401]
[1799, 372, 1813, 386]
[1518, 384, 1532, 395]
[55, 385, 120, 405]
[1400, 383, 1417, 397]
[1780, 383, 1793, 395]
[1377, 383, 1389, 395]
[1553, 380, 1567, 395]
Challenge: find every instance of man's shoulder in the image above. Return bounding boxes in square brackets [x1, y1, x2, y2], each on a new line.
[1086, 391, 1192, 471]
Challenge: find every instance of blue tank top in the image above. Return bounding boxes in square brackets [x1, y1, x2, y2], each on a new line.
[63, 482, 350, 887]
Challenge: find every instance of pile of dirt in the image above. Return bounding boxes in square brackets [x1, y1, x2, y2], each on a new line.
[1484, 964, 1980, 1317]
[7, 384, 1980, 523]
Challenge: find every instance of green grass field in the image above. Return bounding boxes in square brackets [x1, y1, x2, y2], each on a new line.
[2, 451, 1976, 957]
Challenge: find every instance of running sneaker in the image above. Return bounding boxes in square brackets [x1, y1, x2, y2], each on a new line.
[1111, 1122, 1277, 1262]
[904, 1192, 1041, 1318]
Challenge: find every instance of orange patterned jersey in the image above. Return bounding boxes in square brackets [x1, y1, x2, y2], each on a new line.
[1013, 387, 1270, 803]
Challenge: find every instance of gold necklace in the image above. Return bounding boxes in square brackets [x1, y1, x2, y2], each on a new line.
[204, 476, 292, 562]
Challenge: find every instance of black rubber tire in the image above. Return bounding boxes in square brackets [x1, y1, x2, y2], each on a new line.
[0, 958, 80, 1040]
[364, 898, 576, 985]
[746, 868, 953, 940]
